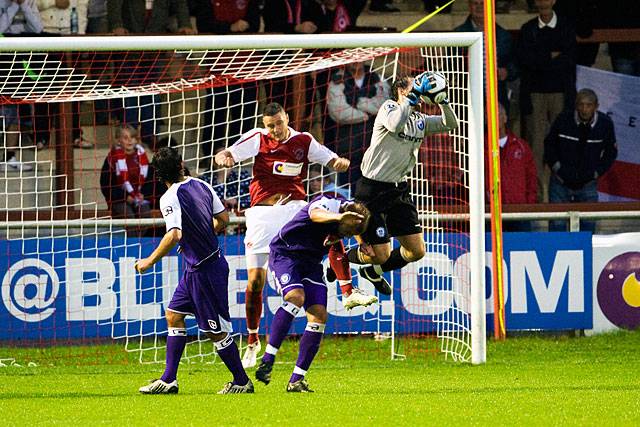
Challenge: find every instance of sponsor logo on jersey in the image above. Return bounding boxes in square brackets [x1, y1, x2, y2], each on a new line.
[273, 161, 303, 177]
[398, 132, 423, 143]
[280, 273, 291, 284]
[416, 119, 425, 130]
[376, 227, 386, 238]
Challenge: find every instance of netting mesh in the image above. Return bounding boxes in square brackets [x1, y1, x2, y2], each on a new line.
[0, 38, 478, 365]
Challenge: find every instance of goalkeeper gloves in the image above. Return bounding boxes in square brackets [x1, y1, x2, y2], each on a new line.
[406, 91, 420, 106]
[413, 71, 434, 95]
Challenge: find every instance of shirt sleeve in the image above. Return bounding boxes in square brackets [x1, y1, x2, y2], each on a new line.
[227, 129, 262, 163]
[160, 191, 182, 231]
[207, 182, 226, 215]
[308, 196, 342, 214]
[307, 134, 338, 165]
[377, 99, 412, 133]
[22, 0, 44, 33]
[422, 103, 459, 134]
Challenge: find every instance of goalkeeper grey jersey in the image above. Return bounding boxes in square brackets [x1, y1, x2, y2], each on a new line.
[360, 99, 459, 183]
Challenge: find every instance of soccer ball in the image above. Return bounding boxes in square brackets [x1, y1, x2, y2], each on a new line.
[421, 72, 448, 105]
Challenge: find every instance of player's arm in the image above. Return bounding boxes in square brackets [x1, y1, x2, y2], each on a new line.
[423, 103, 459, 133]
[309, 202, 363, 226]
[307, 137, 350, 172]
[136, 191, 183, 273]
[213, 210, 229, 233]
[135, 228, 182, 273]
[378, 99, 413, 133]
[214, 129, 261, 167]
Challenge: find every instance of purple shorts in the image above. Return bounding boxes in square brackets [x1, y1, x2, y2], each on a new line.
[167, 256, 231, 333]
[269, 252, 327, 310]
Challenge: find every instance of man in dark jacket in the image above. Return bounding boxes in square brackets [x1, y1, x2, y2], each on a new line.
[544, 88, 617, 232]
[454, 0, 517, 112]
[517, 0, 576, 203]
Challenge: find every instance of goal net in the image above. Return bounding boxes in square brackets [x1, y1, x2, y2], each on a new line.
[0, 33, 485, 366]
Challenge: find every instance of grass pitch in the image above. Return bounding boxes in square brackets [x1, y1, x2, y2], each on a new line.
[1, 331, 640, 426]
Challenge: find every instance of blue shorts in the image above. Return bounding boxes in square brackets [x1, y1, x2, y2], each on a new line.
[269, 252, 327, 310]
[167, 256, 231, 333]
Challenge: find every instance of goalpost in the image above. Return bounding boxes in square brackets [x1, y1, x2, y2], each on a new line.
[0, 33, 486, 365]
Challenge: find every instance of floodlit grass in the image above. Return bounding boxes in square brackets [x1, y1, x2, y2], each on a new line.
[1, 331, 640, 426]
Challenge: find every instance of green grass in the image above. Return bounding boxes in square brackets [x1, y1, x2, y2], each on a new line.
[2, 331, 640, 426]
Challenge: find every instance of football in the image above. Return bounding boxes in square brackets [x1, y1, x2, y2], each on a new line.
[421, 72, 448, 105]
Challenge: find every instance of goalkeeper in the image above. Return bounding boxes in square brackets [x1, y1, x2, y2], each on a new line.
[345, 72, 459, 292]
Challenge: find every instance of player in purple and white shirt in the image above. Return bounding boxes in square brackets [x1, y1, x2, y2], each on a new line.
[255, 195, 371, 392]
[135, 147, 253, 395]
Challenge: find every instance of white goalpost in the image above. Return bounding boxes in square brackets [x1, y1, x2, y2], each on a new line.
[0, 33, 485, 365]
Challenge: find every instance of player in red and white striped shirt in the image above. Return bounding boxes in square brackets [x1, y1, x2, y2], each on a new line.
[215, 102, 376, 368]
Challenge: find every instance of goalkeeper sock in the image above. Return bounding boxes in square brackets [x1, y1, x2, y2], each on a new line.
[262, 301, 300, 364]
[160, 327, 187, 383]
[245, 289, 263, 345]
[290, 322, 324, 383]
[215, 334, 250, 386]
[380, 247, 410, 272]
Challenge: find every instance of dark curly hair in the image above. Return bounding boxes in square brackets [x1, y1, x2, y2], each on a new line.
[338, 201, 371, 237]
[153, 147, 183, 184]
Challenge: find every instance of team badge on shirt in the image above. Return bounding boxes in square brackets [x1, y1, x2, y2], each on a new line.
[163, 206, 173, 216]
[280, 273, 291, 284]
[376, 227, 386, 238]
[416, 119, 425, 130]
[208, 319, 218, 330]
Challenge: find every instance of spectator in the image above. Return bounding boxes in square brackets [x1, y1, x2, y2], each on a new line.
[544, 88, 617, 232]
[0, 0, 42, 171]
[517, 0, 576, 202]
[602, 0, 640, 76]
[0, 0, 43, 34]
[454, 0, 517, 113]
[108, 0, 194, 147]
[326, 61, 388, 186]
[315, 0, 352, 33]
[100, 124, 152, 218]
[487, 104, 537, 232]
[37, 0, 92, 149]
[307, 164, 350, 198]
[190, 0, 260, 169]
[37, 0, 88, 34]
[198, 149, 251, 212]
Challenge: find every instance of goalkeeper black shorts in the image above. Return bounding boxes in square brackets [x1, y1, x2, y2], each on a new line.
[354, 176, 421, 245]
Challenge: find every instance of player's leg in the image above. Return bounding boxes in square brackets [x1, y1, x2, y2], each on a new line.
[256, 286, 304, 385]
[192, 258, 253, 394]
[287, 275, 328, 393]
[139, 278, 192, 394]
[207, 331, 254, 394]
[243, 256, 268, 368]
[355, 188, 424, 292]
[326, 238, 378, 309]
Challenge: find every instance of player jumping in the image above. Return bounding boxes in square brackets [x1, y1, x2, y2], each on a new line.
[215, 102, 377, 369]
[346, 72, 459, 293]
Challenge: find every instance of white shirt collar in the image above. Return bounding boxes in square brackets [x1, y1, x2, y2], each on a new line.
[538, 11, 557, 29]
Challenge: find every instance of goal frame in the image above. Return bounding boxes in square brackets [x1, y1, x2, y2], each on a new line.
[0, 32, 486, 364]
